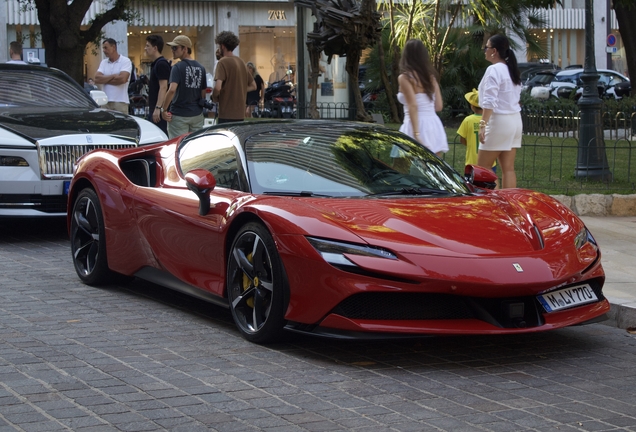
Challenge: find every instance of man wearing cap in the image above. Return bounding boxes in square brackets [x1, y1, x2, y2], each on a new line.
[159, 35, 207, 138]
[212, 31, 256, 124]
[457, 89, 496, 173]
[95, 38, 133, 114]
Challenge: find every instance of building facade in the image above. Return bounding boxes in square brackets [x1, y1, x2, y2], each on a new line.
[0, 0, 628, 119]
[1, 0, 298, 88]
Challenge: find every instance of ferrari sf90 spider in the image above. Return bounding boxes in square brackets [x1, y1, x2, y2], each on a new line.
[68, 120, 608, 342]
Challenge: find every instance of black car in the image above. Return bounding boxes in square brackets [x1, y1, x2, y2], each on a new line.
[518, 62, 560, 84]
[523, 71, 557, 91]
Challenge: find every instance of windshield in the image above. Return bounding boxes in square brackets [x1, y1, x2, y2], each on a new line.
[0, 69, 96, 109]
[528, 73, 555, 85]
[554, 73, 581, 84]
[245, 124, 470, 197]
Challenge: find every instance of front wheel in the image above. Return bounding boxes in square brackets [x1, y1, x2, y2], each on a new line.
[226, 222, 287, 343]
[70, 188, 117, 285]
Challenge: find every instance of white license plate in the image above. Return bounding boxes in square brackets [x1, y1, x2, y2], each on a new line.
[538, 283, 598, 312]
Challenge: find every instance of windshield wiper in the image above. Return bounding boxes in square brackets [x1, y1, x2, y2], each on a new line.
[368, 187, 452, 197]
[262, 191, 332, 197]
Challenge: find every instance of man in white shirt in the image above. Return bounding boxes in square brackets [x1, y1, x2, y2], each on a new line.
[7, 41, 27, 64]
[95, 38, 132, 114]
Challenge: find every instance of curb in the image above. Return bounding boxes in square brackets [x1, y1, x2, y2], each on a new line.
[602, 299, 636, 330]
[551, 193, 636, 216]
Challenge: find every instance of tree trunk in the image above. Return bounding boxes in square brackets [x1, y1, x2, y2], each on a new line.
[32, 0, 127, 84]
[391, 45, 402, 122]
[346, 49, 372, 122]
[377, 39, 400, 123]
[614, 3, 636, 80]
[307, 46, 321, 119]
[45, 40, 87, 84]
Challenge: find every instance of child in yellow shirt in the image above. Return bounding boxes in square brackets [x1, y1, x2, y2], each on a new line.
[457, 89, 496, 172]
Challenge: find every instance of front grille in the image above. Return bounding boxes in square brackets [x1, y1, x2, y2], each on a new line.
[332, 292, 544, 328]
[38, 144, 137, 177]
[333, 293, 475, 321]
[331, 279, 605, 329]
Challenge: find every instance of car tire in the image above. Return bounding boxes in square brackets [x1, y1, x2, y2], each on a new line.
[226, 222, 287, 343]
[70, 188, 118, 286]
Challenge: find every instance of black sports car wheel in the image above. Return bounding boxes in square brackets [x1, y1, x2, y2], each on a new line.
[70, 188, 116, 285]
[227, 222, 287, 343]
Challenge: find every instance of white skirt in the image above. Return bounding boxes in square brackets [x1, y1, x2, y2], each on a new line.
[481, 112, 522, 151]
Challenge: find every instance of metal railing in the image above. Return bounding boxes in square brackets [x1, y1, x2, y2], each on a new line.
[442, 108, 636, 194]
[297, 104, 636, 194]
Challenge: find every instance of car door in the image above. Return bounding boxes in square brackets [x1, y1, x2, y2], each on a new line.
[132, 133, 245, 296]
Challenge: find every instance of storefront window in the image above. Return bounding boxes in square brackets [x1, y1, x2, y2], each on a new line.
[239, 26, 296, 87]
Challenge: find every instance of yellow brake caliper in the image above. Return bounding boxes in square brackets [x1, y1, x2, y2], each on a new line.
[242, 253, 255, 308]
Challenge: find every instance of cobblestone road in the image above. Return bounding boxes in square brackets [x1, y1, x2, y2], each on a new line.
[1, 218, 636, 432]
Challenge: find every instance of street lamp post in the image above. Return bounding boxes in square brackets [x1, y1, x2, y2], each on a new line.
[575, 0, 612, 180]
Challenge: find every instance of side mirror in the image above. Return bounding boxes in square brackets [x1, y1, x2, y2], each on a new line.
[465, 164, 498, 190]
[185, 169, 216, 215]
[90, 90, 108, 106]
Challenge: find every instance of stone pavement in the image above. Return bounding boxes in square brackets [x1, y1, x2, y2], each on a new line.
[1, 214, 636, 431]
[580, 216, 636, 329]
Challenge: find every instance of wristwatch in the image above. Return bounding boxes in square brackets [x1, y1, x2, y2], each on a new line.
[159, 107, 165, 113]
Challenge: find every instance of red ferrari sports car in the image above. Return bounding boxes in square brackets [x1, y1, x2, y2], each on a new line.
[68, 120, 609, 343]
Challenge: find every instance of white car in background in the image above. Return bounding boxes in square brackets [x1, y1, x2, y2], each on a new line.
[546, 68, 630, 100]
[0, 64, 167, 217]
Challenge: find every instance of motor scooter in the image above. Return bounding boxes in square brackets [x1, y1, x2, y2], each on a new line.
[261, 78, 296, 118]
[128, 75, 149, 117]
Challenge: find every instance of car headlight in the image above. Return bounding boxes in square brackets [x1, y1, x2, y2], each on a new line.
[575, 227, 597, 250]
[1, 156, 29, 166]
[307, 237, 397, 268]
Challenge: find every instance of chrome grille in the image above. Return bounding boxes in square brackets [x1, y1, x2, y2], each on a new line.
[38, 143, 137, 178]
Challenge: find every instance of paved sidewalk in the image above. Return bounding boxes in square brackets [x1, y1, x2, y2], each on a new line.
[581, 216, 636, 329]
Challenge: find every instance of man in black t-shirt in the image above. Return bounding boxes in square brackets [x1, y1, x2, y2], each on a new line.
[159, 35, 207, 139]
[144, 35, 171, 135]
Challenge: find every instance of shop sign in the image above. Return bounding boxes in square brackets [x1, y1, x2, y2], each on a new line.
[268, 10, 287, 20]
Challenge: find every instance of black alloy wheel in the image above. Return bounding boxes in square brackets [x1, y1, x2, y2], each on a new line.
[70, 188, 116, 285]
[226, 222, 287, 343]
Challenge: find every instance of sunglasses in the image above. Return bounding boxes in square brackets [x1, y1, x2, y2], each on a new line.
[171, 46, 181, 51]
[483, 46, 493, 52]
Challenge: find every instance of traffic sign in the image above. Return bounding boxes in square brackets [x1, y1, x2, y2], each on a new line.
[607, 34, 617, 47]
[606, 47, 617, 53]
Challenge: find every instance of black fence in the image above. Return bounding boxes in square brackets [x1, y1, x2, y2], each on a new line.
[297, 103, 636, 194]
[444, 109, 636, 194]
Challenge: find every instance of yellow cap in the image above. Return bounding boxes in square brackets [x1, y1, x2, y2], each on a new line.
[464, 89, 480, 108]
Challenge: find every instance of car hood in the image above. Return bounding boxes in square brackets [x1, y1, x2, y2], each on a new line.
[0, 107, 140, 142]
[266, 191, 579, 258]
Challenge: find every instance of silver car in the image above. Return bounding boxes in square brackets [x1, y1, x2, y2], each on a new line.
[0, 64, 167, 217]
[548, 68, 630, 100]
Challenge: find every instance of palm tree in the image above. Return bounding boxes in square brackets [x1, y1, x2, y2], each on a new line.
[374, 0, 550, 121]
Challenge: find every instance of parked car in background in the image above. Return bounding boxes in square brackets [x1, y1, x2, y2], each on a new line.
[68, 120, 609, 343]
[518, 62, 560, 84]
[0, 64, 167, 217]
[548, 68, 630, 100]
[524, 71, 558, 100]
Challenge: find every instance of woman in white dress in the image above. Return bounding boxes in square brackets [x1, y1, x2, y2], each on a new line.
[477, 34, 522, 189]
[397, 39, 447, 156]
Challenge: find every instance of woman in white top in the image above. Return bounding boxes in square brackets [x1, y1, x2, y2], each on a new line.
[397, 39, 447, 156]
[477, 34, 522, 189]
